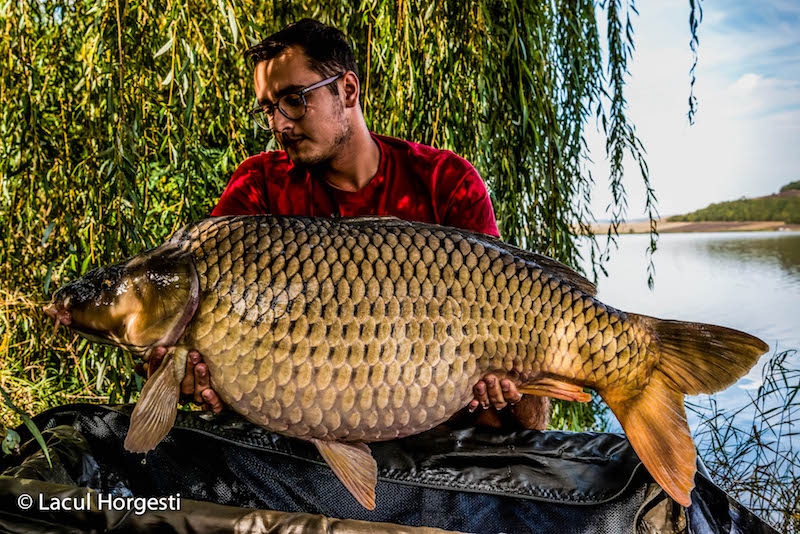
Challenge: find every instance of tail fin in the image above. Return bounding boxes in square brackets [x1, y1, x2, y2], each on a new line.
[634, 315, 769, 395]
[603, 315, 769, 507]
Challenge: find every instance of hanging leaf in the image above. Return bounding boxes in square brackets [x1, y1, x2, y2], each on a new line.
[161, 68, 174, 86]
[154, 37, 174, 59]
[41, 221, 56, 246]
[227, 4, 238, 45]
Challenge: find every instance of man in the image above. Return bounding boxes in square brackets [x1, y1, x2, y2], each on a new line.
[148, 18, 549, 430]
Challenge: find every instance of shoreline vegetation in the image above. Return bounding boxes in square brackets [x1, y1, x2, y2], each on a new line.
[593, 183, 800, 234]
[690, 348, 799, 533]
[591, 219, 800, 234]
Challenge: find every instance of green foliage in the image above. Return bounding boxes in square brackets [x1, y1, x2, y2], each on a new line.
[780, 180, 800, 193]
[689, 349, 800, 533]
[0, 0, 668, 432]
[0, 385, 51, 467]
[550, 394, 609, 432]
[668, 195, 800, 224]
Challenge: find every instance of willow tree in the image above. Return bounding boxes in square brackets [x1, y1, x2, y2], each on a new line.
[0, 0, 701, 429]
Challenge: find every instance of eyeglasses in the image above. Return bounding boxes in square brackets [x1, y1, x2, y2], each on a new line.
[248, 73, 344, 130]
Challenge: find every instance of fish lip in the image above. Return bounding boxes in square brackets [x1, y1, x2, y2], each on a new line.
[43, 303, 72, 325]
[43, 304, 58, 319]
[59, 321, 145, 354]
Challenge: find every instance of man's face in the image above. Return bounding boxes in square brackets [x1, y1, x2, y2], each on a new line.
[254, 46, 351, 167]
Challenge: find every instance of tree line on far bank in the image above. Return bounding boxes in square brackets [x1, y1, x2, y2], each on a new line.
[780, 180, 800, 193]
[668, 182, 800, 224]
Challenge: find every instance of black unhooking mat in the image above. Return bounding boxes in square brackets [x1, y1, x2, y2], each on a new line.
[0, 404, 776, 533]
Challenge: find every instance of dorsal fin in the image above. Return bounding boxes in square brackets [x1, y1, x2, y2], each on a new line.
[174, 215, 597, 296]
[506, 246, 597, 296]
[341, 215, 409, 227]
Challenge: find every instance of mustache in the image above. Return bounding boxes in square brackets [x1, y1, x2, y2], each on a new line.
[278, 132, 306, 146]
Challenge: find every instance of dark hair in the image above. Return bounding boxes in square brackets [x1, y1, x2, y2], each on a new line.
[245, 19, 359, 96]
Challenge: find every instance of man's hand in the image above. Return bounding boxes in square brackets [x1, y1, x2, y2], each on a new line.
[468, 374, 522, 412]
[141, 348, 225, 413]
[467, 374, 549, 430]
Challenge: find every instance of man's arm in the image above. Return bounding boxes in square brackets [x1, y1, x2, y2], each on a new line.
[211, 154, 271, 216]
[440, 162, 499, 238]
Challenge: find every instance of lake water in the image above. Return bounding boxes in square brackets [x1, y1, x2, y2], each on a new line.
[579, 231, 800, 430]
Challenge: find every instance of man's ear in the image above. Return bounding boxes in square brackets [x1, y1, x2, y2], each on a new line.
[342, 71, 360, 108]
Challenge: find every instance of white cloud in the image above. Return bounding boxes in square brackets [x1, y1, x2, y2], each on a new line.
[731, 73, 762, 92]
[588, 0, 800, 220]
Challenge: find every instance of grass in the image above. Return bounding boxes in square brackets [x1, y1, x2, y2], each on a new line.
[689, 348, 800, 533]
[0, 288, 138, 429]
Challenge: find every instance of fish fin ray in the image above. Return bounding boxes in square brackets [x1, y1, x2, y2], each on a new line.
[602, 371, 695, 507]
[124, 349, 185, 453]
[633, 314, 769, 395]
[343, 215, 406, 226]
[518, 378, 591, 402]
[312, 439, 377, 510]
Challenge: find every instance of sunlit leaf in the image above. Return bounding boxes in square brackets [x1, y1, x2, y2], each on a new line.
[161, 69, 174, 86]
[154, 37, 174, 59]
[0, 386, 51, 468]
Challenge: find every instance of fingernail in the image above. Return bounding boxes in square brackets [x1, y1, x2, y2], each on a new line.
[481, 403, 489, 409]
[502, 383, 509, 392]
[199, 368, 206, 377]
[468, 405, 476, 413]
[192, 354, 200, 364]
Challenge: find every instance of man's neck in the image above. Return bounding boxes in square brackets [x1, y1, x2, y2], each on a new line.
[317, 124, 380, 193]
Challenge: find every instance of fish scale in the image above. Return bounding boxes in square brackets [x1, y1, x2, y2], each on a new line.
[47, 214, 769, 510]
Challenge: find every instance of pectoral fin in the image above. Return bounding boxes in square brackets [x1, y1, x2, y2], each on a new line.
[518, 378, 592, 403]
[124, 348, 187, 453]
[312, 439, 377, 510]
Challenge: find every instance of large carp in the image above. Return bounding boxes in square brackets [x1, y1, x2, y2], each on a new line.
[45, 215, 768, 509]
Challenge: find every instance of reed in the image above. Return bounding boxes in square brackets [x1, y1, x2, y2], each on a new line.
[689, 349, 800, 533]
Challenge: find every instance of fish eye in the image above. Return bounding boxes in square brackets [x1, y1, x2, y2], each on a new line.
[101, 279, 113, 291]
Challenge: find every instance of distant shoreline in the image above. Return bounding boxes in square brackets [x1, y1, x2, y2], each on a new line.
[591, 220, 800, 234]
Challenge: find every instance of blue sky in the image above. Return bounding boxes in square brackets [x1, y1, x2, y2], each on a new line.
[587, 0, 800, 219]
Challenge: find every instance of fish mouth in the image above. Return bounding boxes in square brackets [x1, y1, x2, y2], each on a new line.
[45, 306, 147, 354]
[43, 297, 118, 346]
[44, 298, 73, 335]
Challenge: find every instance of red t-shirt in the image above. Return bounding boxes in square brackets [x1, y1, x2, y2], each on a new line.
[211, 133, 499, 237]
